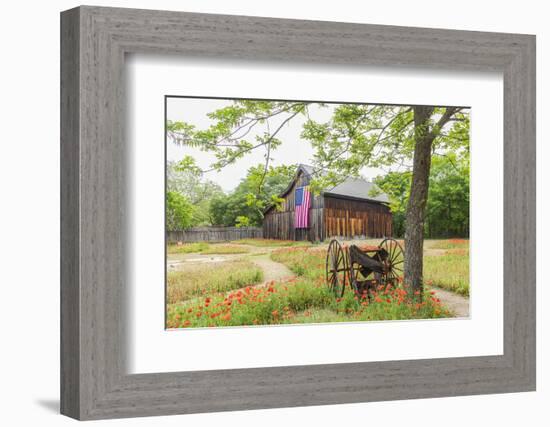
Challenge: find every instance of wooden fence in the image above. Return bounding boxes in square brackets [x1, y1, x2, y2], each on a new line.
[167, 227, 263, 243]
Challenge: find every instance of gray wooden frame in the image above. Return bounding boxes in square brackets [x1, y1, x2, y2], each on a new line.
[60, 5, 536, 420]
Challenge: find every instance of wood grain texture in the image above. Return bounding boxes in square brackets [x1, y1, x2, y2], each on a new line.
[60, 5, 536, 420]
[60, 7, 80, 419]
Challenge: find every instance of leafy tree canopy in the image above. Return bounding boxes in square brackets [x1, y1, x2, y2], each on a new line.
[166, 191, 194, 231]
[374, 151, 469, 238]
[167, 161, 224, 226]
[209, 164, 296, 227]
[167, 101, 469, 194]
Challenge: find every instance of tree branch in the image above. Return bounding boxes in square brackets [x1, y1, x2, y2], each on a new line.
[428, 107, 464, 140]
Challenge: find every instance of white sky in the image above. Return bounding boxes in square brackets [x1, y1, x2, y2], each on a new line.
[166, 98, 385, 192]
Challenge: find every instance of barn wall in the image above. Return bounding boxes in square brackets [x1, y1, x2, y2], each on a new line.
[263, 170, 323, 241]
[323, 196, 392, 239]
[262, 209, 324, 241]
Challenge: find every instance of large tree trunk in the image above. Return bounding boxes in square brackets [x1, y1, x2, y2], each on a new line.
[404, 106, 435, 295]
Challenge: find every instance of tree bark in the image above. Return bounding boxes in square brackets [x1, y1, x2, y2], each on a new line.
[404, 106, 435, 295]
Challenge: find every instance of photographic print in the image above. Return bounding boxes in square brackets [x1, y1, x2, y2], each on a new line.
[165, 97, 470, 329]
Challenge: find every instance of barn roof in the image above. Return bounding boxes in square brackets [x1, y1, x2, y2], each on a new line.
[324, 178, 390, 203]
[266, 164, 390, 213]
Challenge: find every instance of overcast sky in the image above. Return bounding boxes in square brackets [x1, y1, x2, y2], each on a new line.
[166, 98, 393, 193]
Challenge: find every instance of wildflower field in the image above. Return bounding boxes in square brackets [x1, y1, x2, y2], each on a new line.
[167, 260, 263, 304]
[168, 242, 251, 255]
[165, 239, 469, 328]
[232, 238, 313, 248]
[424, 239, 470, 296]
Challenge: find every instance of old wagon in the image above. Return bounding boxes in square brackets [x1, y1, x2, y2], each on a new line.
[325, 238, 404, 297]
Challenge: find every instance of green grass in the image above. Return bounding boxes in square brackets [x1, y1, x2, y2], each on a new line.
[429, 238, 469, 250]
[167, 260, 263, 305]
[270, 247, 326, 279]
[424, 247, 469, 296]
[167, 242, 250, 255]
[201, 244, 250, 255]
[233, 238, 314, 248]
[167, 242, 209, 254]
[167, 246, 450, 328]
[167, 238, 317, 256]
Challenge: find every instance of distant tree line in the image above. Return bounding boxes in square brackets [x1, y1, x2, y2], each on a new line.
[167, 151, 469, 240]
[373, 151, 469, 238]
[165, 162, 295, 231]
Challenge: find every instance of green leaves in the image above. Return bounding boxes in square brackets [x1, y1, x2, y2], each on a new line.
[235, 216, 251, 227]
[168, 100, 468, 182]
[302, 105, 417, 181]
[167, 100, 309, 173]
[425, 152, 470, 237]
[209, 164, 297, 227]
[167, 161, 224, 226]
[173, 155, 202, 175]
[166, 120, 195, 146]
[373, 151, 469, 238]
[166, 191, 194, 231]
[374, 171, 412, 236]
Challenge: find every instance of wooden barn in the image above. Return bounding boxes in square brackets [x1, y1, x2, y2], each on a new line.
[263, 165, 393, 241]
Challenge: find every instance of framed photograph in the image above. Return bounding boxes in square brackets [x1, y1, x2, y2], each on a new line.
[61, 6, 536, 420]
[163, 96, 470, 331]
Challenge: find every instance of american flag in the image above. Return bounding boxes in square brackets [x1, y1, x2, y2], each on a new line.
[294, 186, 311, 228]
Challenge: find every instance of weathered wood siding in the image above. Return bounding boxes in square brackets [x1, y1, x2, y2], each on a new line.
[167, 227, 263, 243]
[323, 196, 392, 239]
[263, 170, 324, 241]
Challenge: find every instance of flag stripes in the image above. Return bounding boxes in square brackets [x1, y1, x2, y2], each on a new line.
[294, 186, 311, 228]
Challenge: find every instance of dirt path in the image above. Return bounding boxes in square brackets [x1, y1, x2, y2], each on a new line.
[167, 244, 296, 285]
[249, 254, 296, 283]
[430, 286, 470, 318]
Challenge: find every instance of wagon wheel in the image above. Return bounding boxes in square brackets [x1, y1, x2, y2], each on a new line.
[348, 258, 367, 296]
[378, 238, 404, 287]
[325, 240, 348, 298]
[350, 262, 382, 298]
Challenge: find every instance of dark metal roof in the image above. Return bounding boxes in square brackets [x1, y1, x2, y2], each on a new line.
[299, 164, 315, 176]
[324, 178, 390, 203]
